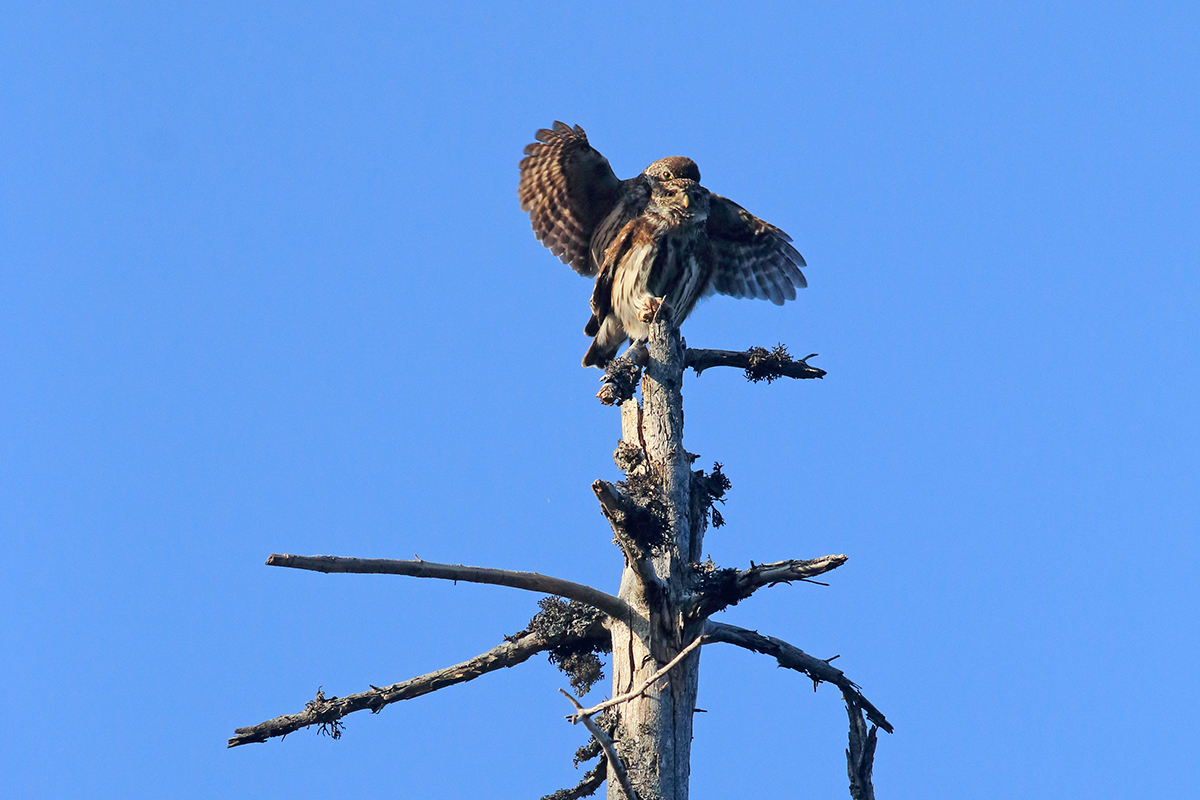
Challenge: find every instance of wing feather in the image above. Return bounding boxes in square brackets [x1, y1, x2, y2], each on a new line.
[704, 193, 807, 305]
[518, 122, 624, 276]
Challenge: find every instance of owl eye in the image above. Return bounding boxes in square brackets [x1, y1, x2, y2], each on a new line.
[661, 170, 673, 180]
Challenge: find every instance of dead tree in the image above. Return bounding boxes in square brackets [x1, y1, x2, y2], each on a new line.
[229, 308, 891, 800]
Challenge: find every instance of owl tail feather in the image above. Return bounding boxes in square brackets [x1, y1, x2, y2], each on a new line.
[582, 340, 618, 369]
[582, 316, 628, 369]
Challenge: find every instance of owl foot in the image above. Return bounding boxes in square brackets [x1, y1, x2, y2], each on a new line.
[638, 297, 663, 323]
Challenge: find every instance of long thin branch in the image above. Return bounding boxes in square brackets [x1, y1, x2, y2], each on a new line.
[703, 621, 892, 733]
[688, 555, 848, 619]
[229, 626, 581, 747]
[685, 346, 826, 380]
[265, 553, 640, 626]
[569, 634, 705, 722]
[561, 691, 640, 800]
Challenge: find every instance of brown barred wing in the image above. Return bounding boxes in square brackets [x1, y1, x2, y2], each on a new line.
[704, 193, 807, 305]
[518, 122, 623, 277]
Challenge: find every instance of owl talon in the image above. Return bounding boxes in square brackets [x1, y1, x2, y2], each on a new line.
[638, 297, 663, 323]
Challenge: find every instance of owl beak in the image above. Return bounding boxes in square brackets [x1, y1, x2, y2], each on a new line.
[680, 193, 690, 208]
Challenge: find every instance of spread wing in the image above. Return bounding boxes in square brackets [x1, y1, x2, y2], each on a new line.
[704, 194, 807, 305]
[518, 122, 625, 277]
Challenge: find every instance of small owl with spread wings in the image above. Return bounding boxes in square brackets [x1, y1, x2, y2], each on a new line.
[518, 122, 807, 367]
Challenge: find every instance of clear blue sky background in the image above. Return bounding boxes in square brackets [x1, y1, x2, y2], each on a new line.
[3, 2, 1197, 798]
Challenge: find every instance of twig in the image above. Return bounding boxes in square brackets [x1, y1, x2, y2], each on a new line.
[560, 690, 640, 800]
[846, 697, 878, 800]
[265, 553, 640, 627]
[703, 621, 892, 733]
[685, 346, 825, 379]
[569, 634, 704, 722]
[229, 626, 591, 747]
[688, 555, 849, 619]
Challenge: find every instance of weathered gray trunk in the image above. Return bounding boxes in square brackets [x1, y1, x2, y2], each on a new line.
[608, 316, 704, 800]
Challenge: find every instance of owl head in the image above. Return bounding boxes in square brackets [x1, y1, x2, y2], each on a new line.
[648, 177, 710, 223]
[643, 156, 701, 183]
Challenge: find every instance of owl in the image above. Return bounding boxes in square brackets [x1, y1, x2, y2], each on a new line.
[518, 122, 807, 367]
[583, 178, 713, 366]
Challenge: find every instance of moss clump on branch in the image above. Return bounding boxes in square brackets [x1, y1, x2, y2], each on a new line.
[616, 471, 670, 554]
[693, 461, 732, 529]
[529, 598, 612, 696]
[744, 344, 797, 384]
[613, 440, 644, 473]
[692, 558, 741, 607]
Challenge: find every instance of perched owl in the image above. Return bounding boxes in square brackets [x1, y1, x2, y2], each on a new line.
[518, 121, 807, 367]
[583, 178, 713, 366]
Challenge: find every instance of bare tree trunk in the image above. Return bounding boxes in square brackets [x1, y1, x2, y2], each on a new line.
[608, 313, 702, 800]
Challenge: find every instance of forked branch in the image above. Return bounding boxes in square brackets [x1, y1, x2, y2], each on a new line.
[561, 691, 640, 800]
[846, 697, 879, 800]
[568, 634, 705, 722]
[229, 624, 594, 747]
[265, 553, 640, 626]
[703, 621, 892, 733]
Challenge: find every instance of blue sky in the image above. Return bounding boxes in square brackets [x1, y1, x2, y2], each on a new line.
[3, 2, 1197, 797]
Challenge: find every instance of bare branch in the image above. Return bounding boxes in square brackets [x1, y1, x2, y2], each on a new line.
[561, 691, 640, 800]
[265, 553, 640, 626]
[686, 346, 826, 380]
[738, 555, 848, 588]
[569, 634, 704, 722]
[703, 621, 892, 734]
[846, 697, 879, 800]
[688, 555, 849, 619]
[229, 626, 585, 747]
